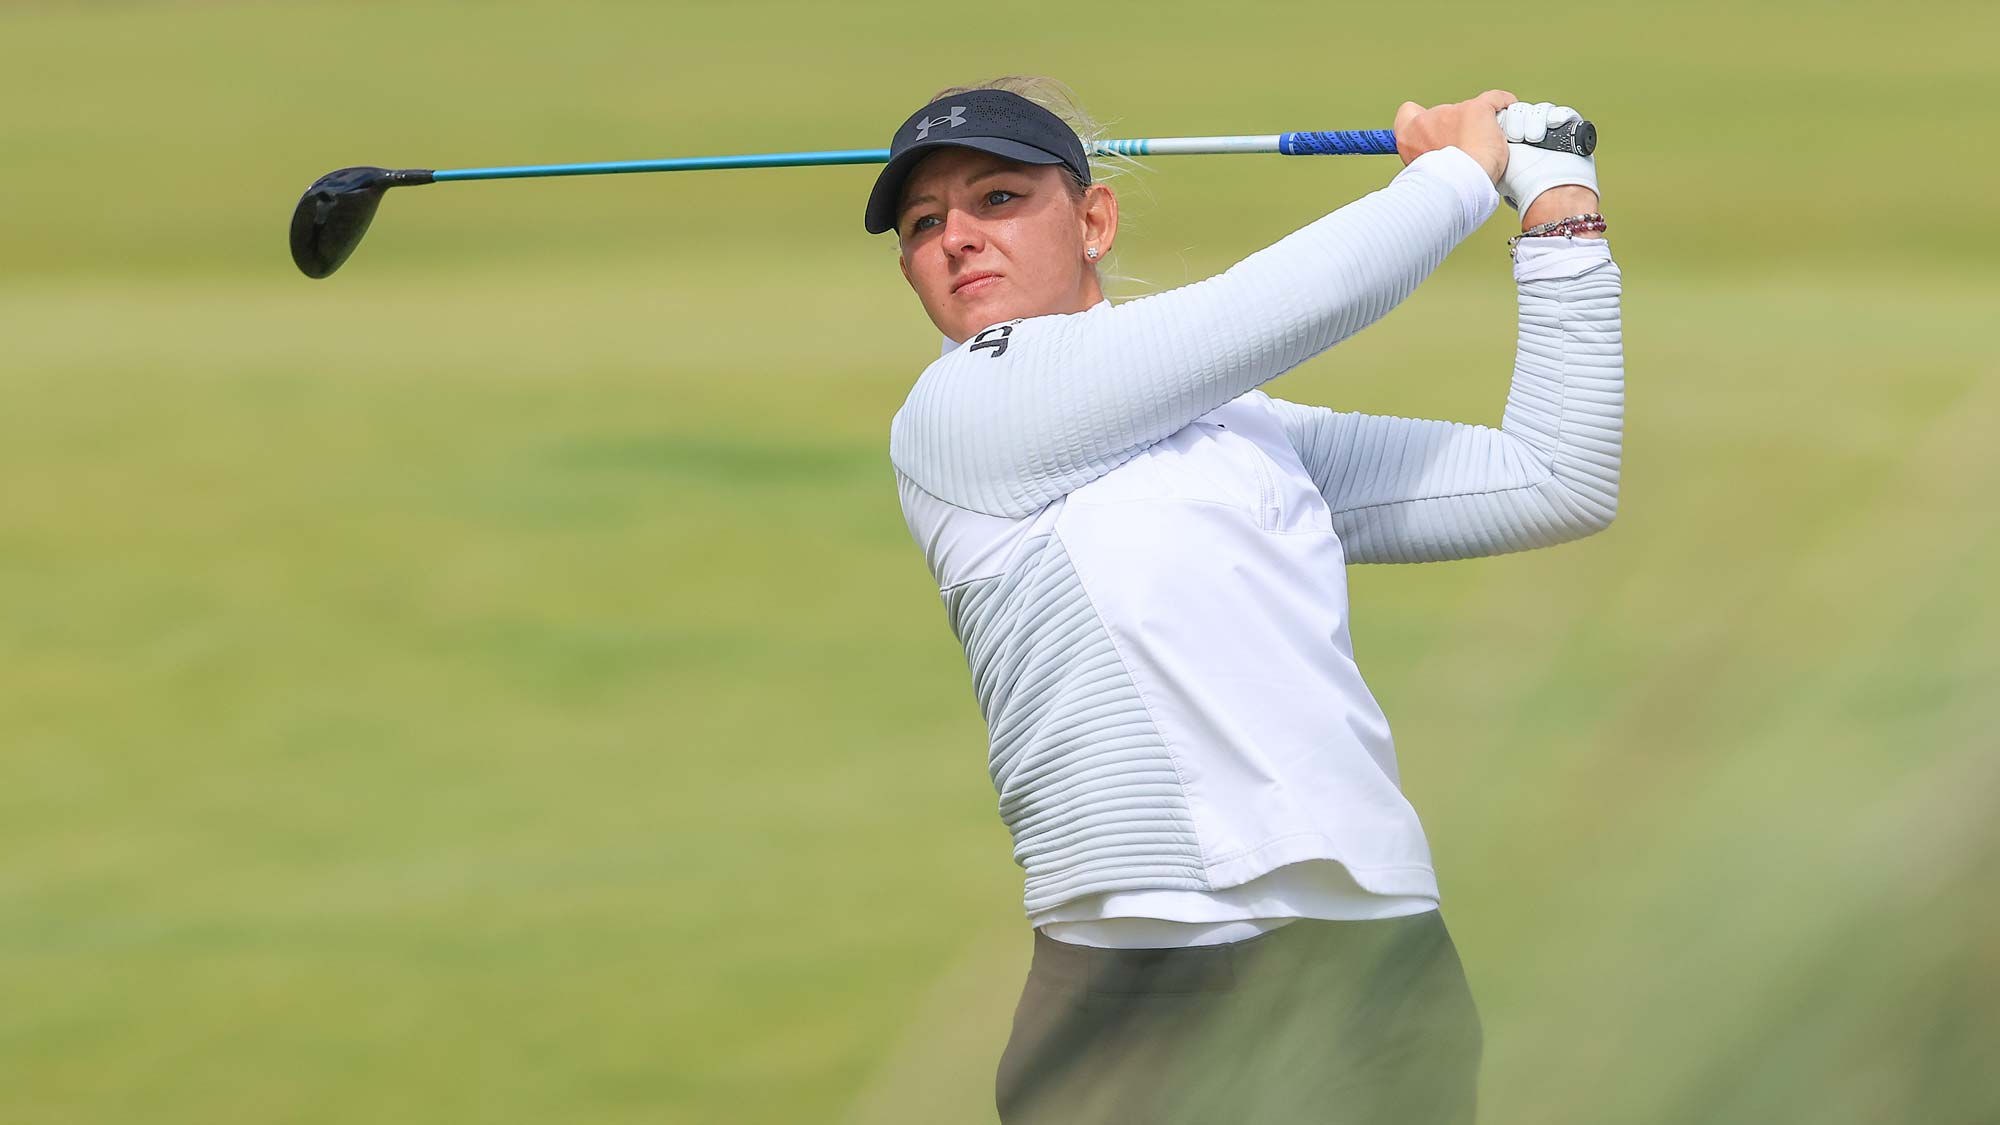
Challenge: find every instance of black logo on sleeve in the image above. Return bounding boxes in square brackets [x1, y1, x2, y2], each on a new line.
[969, 324, 1013, 358]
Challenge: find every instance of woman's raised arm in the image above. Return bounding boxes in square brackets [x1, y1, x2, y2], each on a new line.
[1271, 237, 1623, 562]
[889, 145, 1499, 519]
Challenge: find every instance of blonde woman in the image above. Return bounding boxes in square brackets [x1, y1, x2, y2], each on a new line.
[873, 78, 1620, 1123]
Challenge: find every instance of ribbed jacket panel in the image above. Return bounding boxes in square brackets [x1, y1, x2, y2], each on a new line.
[943, 536, 1207, 914]
[1273, 254, 1624, 562]
[890, 149, 1499, 519]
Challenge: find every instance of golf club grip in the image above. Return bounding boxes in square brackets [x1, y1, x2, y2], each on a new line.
[1533, 119, 1598, 157]
[1280, 118, 1597, 158]
[1279, 130, 1399, 156]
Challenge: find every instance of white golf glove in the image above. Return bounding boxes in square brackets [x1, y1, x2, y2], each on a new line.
[1495, 101, 1598, 214]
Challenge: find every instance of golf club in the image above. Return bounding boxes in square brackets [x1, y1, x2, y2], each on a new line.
[289, 119, 1596, 279]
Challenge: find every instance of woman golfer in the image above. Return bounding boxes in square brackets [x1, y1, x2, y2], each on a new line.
[871, 78, 1621, 1123]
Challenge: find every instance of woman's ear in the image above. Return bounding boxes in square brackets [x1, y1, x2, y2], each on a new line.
[1081, 182, 1118, 259]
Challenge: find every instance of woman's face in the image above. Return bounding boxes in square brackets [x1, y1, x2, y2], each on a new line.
[895, 147, 1117, 343]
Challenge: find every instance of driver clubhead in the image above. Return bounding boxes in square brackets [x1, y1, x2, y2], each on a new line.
[289, 166, 432, 278]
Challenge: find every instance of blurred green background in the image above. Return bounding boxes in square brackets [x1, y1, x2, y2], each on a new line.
[3, 0, 1995, 1121]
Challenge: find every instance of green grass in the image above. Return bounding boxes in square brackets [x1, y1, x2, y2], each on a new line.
[3, 1, 1997, 1121]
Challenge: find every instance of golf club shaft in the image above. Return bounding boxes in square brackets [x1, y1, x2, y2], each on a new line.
[422, 122, 1592, 184]
[429, 134, 1392, 183]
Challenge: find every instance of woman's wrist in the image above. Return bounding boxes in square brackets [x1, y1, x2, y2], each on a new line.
[1523, 186, 1604, 235]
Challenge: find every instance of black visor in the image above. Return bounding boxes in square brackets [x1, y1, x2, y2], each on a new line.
[863, 89, 1091, 235]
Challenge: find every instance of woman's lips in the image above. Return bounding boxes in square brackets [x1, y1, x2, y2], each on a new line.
[953, 272, 1002, 296]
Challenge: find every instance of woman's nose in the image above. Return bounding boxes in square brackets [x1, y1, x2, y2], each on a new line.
[941, 209, 983, 256]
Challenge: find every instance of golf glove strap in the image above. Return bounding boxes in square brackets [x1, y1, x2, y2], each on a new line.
[1495, 101, 1599, 213]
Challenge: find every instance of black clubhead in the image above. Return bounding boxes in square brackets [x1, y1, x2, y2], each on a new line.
[289, 166, 434, 279]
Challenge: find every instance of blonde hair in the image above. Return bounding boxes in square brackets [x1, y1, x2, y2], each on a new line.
[924, 76, 1146, 291]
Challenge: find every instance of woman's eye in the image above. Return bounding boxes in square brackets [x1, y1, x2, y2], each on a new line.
[985, 190, 1016, 206]
[911, 215, 940, 234]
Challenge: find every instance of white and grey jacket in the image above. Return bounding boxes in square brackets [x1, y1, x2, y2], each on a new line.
[890, 147, 1624, 917]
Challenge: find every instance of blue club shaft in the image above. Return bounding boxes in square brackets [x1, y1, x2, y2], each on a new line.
[433, 148, 896, 181]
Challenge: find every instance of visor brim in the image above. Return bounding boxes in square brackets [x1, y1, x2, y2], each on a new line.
[864, 137, 1072, 234]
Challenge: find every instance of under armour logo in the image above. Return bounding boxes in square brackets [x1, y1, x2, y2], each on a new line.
[914, 106, 968, 140]
[970, 324, 1013, 358]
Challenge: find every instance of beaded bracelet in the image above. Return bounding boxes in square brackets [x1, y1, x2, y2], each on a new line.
[1508, 212, 1607, 251]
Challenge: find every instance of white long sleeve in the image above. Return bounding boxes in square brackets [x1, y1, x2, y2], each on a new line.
[1270, 238, 1623, 563]
[889, 147, 1499, 519]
